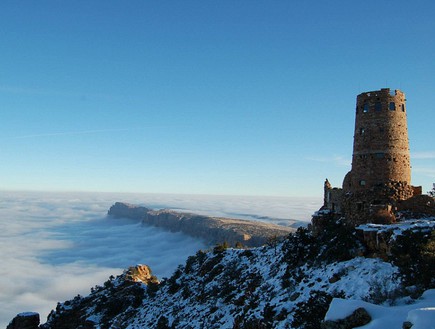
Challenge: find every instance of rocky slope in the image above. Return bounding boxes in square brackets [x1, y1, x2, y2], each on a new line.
[108, 202, 296, 247]
[12, 216, 434, 328]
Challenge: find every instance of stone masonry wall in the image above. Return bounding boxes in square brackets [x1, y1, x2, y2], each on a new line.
[348, 88, 411, 194]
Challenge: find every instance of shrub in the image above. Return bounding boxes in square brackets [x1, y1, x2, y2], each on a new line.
[167, 276, 181, 294]
[390, 229, 435, 290]
[282, 218, 362, 266]
[232, 317, 269, 329]
[262, 303, 276, 326]
[213, 241, 230, 254]
[427, 183, 435, 197]
[291, 290, 333, 329]
[195, 250, 207, 265]
[105, 297, 125, 318]
[241, 249, 254, 258]
[282, 227, 318, 267]
[146, 281, 160, 297]
[185, 255, 196, 274]
[156, 315, 170, 329]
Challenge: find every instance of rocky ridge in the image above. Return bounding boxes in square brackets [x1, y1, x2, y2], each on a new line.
[108, 202, 296, 247]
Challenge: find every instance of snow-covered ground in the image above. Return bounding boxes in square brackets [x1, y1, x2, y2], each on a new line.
[358, 219, 435, 237]
[122, 238, 422, 328]
[0, 190, 319, 328]
[326, 289, 435, 329]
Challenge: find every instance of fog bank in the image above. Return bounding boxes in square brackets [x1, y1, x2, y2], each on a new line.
[0, 191, 320, 326]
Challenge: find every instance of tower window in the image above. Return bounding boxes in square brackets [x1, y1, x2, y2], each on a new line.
[375, 102, 382, 111]
[360, 128, 365, 135]
[402, 104, 405, 112]
[363, 103, 369, 113]
[389, 102, 396, 111]
[375, 153, 385, 159]
[359, 180, 366, 186]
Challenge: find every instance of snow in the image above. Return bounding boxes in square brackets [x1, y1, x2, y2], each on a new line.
[17, 312, 39, 317]
[407, 307, 435, 329]
[125, 244, 405, 328]
[295, 257, 401, 301]
[325, 289, 435, 328]
[86, 314, 102, 324]
[357, 218, 435, 238]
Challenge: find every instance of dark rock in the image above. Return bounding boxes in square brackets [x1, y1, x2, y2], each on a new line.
[403, 321, 413, 329]
[289, 292, 300, 301]
[321, 307, 371, 329]
[328, 273, 341, 284]
[7, 312, 40, 329]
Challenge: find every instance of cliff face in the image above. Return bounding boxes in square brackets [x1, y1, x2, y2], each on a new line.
[107, 202, 151, 220]
[108, 202, 296, 247]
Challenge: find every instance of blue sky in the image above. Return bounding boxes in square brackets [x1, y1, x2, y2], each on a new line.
[1, 1, 434, 197]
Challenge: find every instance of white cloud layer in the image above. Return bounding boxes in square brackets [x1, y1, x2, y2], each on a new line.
[0, 191, 320, 327]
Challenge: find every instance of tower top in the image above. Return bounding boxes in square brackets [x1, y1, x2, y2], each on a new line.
[357, 88, 404, 98]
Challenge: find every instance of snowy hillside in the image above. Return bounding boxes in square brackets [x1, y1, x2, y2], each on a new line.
[35, 217, 434, 329]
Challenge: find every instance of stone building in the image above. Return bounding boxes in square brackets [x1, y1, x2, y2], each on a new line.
[319, 88, 430, 226]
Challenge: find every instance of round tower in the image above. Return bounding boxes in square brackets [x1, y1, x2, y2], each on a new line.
[343, 88, 411, 196]
[313, 88, 426, 228]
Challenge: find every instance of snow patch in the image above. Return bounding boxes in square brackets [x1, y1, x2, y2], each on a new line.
[325, 289, 435, 328]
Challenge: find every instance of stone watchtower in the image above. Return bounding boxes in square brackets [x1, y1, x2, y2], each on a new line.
[344, 88, 411, 193]
[321, 88, 422, 226]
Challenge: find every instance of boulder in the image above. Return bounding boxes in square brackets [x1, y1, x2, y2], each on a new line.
[402, 321, 413, 329]
[7, 312, 40, 329]
[321, 307, 371, 329]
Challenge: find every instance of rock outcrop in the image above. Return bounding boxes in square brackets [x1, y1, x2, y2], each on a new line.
[7, 312, 39, 329]
[355, 219, 435, 259]
[123, 264, 159, 284]
[108, 202, 295, 247]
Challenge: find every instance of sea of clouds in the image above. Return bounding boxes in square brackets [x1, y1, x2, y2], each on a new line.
[0, 190, 320, 327]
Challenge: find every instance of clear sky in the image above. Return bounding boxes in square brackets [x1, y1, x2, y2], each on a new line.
[1, 1, 434, 197]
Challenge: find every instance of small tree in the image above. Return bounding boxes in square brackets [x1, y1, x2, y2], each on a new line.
[267, 235, 279, 256]
[213, 241, 229, 254]
[428, 183, 435, 197]
[291, 290, 333, 329]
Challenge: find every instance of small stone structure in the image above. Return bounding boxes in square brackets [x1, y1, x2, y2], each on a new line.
[316, 88, 434, 228]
